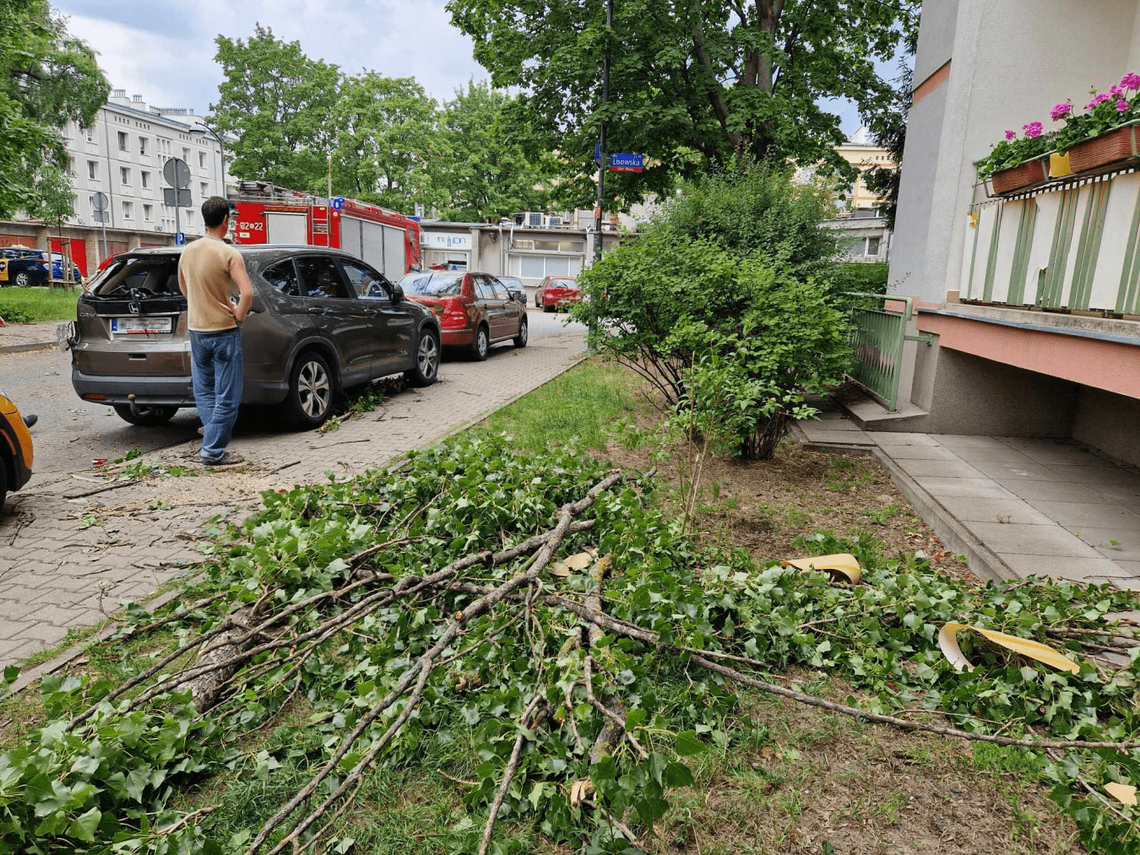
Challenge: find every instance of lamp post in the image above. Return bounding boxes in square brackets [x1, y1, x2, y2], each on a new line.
[189, 121, 227, 199]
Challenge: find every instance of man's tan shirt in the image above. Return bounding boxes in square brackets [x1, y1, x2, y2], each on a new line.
[178, 237, 244, 332]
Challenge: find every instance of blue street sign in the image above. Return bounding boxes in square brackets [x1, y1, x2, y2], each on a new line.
[332, 196, 345, 211]
[609, 153, 644, 173]
[173, 232, 186, 245]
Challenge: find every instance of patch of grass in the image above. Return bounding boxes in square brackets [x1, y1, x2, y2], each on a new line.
[477, 357, 641, 453]
[0, 285, 79, 322]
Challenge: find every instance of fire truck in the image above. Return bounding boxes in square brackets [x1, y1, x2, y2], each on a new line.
[228, 181, 422, 282]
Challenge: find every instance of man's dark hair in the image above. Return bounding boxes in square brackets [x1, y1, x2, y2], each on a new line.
[202, 196, 230, 229]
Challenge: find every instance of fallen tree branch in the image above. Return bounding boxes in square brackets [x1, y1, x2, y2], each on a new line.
[479, 695, 548, 855]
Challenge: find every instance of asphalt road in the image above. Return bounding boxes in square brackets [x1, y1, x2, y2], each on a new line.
[0, 307, 584, 477]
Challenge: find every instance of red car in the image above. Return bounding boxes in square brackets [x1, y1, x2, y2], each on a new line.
[535, 276, 581, 312]
[397, 270, 527, 360]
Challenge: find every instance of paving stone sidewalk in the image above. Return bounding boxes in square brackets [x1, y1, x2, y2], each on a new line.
[795, 412, 1140, 589]
[0, 333, 587, 666]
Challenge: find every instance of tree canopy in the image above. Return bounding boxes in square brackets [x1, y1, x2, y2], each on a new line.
[212, 24, 341, 193]
[447, 0, 919, 207]
[0, 0, 108, 218]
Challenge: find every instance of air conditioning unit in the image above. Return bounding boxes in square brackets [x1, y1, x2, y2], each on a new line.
[544, 216, 563, 228]
[514, 212, 543, 228]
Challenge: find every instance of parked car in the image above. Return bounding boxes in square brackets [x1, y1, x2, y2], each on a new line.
[396, 270, 527, 360]
[0, 391, 35, 509]
[535, 276, 581, 312]
[0, 247, 82, 287]
[61, 246, 441, 429]
[497, 275, 528, 306]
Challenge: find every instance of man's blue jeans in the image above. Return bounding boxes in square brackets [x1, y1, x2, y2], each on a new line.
[190, 327, 243, 461]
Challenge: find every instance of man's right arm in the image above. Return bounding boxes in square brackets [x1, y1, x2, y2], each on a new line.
[177, 262, 187, 296]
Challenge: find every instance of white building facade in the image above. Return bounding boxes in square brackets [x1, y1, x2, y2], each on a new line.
[62, 90, 228, 240]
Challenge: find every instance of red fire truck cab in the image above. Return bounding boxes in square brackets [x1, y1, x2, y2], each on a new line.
[229, 181, 421, 282]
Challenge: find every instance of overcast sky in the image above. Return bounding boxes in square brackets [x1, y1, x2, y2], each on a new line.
[57, 0, 864, 135]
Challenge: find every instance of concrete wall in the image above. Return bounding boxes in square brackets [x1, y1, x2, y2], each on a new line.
[893, 0, 1140, 306]
[1074, 387, 1140, 468]
[884, 345, 1079, 436]
[913, 0, 958, 84]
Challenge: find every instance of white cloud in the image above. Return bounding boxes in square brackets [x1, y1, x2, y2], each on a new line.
[56, 0, 490, 113]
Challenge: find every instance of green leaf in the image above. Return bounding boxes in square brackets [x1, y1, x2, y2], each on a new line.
[68, 807, 100, 843]
[674, 731, 706, 757]
[662, 761, 695, 788]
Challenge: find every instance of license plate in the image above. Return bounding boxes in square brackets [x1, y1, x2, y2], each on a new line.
[111, 317, 173, 335]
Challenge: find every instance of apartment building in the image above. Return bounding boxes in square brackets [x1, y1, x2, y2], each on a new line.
[63, 90, 228, 239]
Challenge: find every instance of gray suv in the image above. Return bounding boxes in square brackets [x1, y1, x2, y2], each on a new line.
[63, 246, 441, 429]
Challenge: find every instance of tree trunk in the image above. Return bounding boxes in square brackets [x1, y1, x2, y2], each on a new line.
[739, 409, 788, 460]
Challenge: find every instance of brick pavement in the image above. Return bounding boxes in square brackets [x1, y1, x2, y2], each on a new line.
[0, 332, 587, 666]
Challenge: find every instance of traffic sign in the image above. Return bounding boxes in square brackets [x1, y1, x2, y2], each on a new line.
[163, 188, 193, 207]
[609, 153, 644, 173]
[91, 192, 108, 213]
[92, 211, 108, 223]
[173, 232, 187, 245]
[332, 196, 345, 211]
[163, 157, 191, 189]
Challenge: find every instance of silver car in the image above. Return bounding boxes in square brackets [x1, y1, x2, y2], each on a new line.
[63, 245, 441, 429]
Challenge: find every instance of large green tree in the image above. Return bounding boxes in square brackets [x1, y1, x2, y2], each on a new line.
[331, 73, 448, 211]
[0, 0, 107, 218]
[448, 0, 919, 207]
[438, 81, 554, 222]
[211, 25, 341, 191]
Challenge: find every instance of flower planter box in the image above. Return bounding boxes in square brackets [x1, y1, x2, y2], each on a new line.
[991, 158, 1049, 195]
[1068, 124, 1140, 173]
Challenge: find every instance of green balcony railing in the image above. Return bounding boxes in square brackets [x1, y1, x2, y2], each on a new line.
[844, 292, 927, 412]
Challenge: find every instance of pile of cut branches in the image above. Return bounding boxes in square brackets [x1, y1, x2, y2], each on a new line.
[3, 434, 1140, 854]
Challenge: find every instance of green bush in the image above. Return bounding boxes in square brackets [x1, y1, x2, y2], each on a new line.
[573, 162, 851, 460]
[831, 261, 889, 296]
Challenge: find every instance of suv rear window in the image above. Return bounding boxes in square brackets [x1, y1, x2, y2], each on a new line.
[90, 256, 181, 297]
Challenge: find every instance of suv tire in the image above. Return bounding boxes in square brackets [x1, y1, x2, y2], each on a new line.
[514, 315, 528, 348]
[113, 404, 178, 426]
[405, 327, 440, 387]
[471, 325, 489, 361]
[14, 271, 31, 287]
[0, 454, 8, 510]
[284, 351, 335, 428]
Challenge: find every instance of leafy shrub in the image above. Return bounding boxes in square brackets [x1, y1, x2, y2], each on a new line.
[573, 162, 851, 459]
[831, 261, 889, 296]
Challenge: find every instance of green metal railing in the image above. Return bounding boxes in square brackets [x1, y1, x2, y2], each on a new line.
[844, 292, 930, 412]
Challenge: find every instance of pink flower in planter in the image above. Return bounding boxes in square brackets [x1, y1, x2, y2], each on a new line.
[1050, 102, 1072, 121]
[1123, 72, 1140, 91]
[1118, 99, 1129, 112]
[1088, 93, 1111, 110]
[1111, 84, 1124, 96]
[1005, 129, 1016, 140]
[1022, 121, 1044, 138]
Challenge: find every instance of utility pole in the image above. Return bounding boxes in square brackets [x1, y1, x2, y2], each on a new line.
[593, 0, 612, 263]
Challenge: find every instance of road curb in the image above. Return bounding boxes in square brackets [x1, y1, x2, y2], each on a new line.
[0, 340, 57, 355]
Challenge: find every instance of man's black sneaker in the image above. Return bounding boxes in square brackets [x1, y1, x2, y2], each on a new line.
[202, 451, 244, 466]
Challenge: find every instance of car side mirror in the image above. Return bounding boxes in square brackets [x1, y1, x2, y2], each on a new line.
[391, 283, 404, 302]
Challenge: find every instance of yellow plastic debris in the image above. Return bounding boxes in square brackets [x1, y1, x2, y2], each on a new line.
[780, 553, 862, 585]
[938, 622, 1079, 674]
[569, 778, 594, 808]
[1105, 783, 1137, 806]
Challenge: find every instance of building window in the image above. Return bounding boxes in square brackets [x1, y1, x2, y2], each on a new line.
[117, 131, 128, 151]
[199, 152, 206, 168]
[200, 182, 208, 198]
[82, 125, 93, 141]
[141, 171, 150, 189]
[866, 236, 881, 256]
[122, 201, 133, 219]
[68, 156, 76, 176]
[87, 161, 98, 179]
[182, 146, 190, 162]
[120, 167, 130, 186]
[186, 210, 194, 224]
[139, 136, 149, 156]
[143, 204, 153, 222]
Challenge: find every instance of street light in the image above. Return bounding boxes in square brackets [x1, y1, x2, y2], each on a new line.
[188, 121, 227, 198]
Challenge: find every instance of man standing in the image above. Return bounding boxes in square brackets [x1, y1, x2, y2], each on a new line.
[178, 197, 253, 466]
